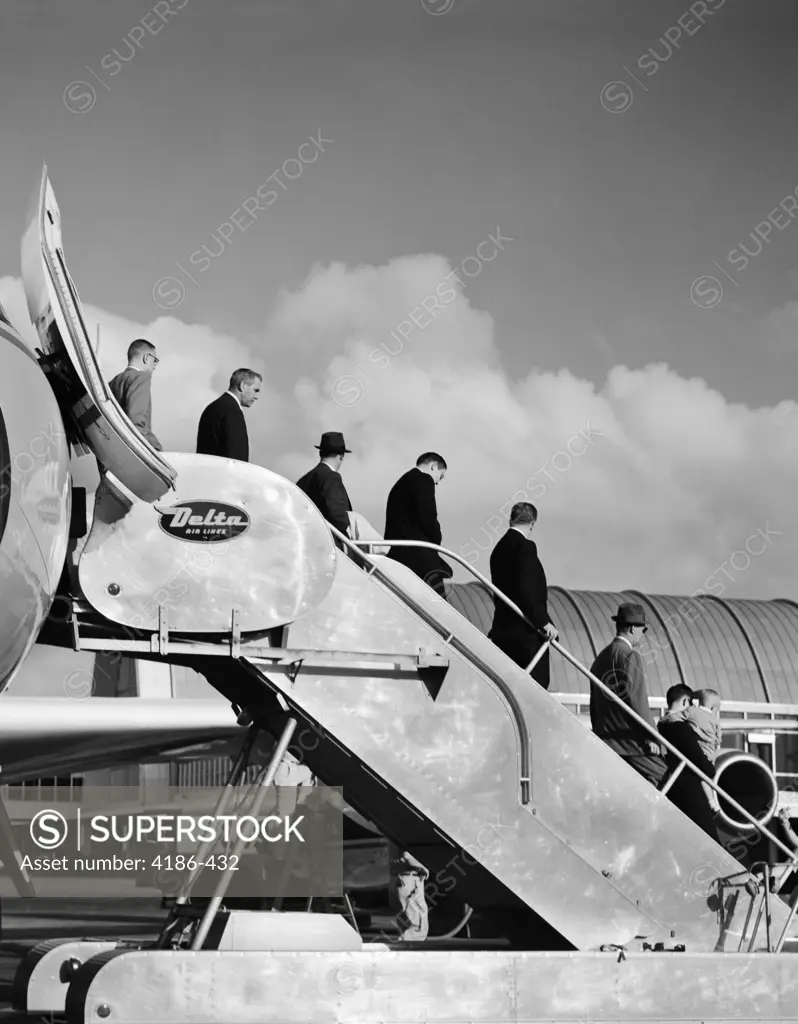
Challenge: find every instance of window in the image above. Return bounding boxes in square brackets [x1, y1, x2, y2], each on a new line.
[722, 731, 746, 751]
[749, 741, 774, 770]
[6, 774, 84, 802]
[776, 733, 798, 776]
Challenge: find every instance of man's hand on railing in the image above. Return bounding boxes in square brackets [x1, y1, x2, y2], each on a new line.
[543, 623, 558, 641]
[646, 739, 662, 757]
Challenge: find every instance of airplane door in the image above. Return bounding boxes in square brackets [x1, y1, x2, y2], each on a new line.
[21, 167, 176, 503]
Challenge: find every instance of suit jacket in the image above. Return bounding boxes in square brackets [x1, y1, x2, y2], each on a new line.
[657, 711, 718, 840]
[589, 637, 656, 756]
[296, 462, 352, 537]
[658, 712, 715, 778]
[196, 392, 248, 462]
[108, 367, 162, 451]
[489, 529, 551, 640]
[384, 468, 451, 583]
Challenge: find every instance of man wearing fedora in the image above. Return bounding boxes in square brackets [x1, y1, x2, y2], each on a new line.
[296, 432, 353, 543]
[589, 603, 666, 787]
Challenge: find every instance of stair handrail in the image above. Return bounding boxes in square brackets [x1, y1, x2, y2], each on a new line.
[36, 181, 175, 486]
[325, 528, 533, 803]
[344, 534, 798, 871]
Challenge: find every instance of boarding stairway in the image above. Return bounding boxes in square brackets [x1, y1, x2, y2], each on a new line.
[59, 522, 798, 955]
[199, 534, 798, 953]
[23, 163, 798, 959]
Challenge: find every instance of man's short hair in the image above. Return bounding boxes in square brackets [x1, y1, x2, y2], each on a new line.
[229, 368, 262, 390]
[127, 338, 155, 362]
[696, 688, 720, 706]
[416, 452, 447, 471]
[509, 502, 537, 526]
[666, 683, 694, 707]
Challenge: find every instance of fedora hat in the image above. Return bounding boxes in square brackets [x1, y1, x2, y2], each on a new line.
[611, 603, 647, 628]
[315, 431, 351, 455]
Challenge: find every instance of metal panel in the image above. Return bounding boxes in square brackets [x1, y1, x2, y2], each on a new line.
[645, 594, 714, 696]
[734, 600, 798, 707]
[78, 453, 337, 633]
[0, 321, 70, 692]
[70, 948, 798, 1024]
[447, 582, 493, 634]
[14, 938, 119, 1015]
[0, 697, 242, 786]
[224, 556, 795, 952]
[548, 587, 599, 694]
[695, 596, 771, 704]
[21, 167, 176, 501]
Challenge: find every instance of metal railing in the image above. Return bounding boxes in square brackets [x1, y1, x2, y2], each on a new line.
[336, 532, 798, 908]
[742, 860, 798, 953]
[327, 529, 534, 803]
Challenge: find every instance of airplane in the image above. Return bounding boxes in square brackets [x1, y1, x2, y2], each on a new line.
[0, 694, 246, 786]
[1, 166, 796, 1023]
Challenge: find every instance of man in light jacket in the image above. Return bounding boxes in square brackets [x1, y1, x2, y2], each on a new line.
[109, 338, 162, 450]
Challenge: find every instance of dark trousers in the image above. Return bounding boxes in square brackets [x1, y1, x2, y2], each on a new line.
[489, 631, 550, 689]
[659, 771, 719, 842]
[423, 569, 449, 601]
[622, 753, 668, 787]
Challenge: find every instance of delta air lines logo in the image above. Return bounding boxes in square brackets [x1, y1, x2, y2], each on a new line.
[155, 500, 250, 543]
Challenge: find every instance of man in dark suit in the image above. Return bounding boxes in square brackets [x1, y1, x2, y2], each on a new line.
[196, 368, 261, 461]
[589, 603, 667, 787]
[384, 452, 452, 600]
[109, 338, 162, 450]
[488, 502, 558, 688]
[657, 683, 719, 840]
[296, 432, 353, 542]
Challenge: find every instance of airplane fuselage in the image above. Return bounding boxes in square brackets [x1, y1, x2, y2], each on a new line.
[0, 308, 70, 691]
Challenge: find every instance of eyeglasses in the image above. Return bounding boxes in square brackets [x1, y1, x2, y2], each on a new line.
[148, 354, 160, 364]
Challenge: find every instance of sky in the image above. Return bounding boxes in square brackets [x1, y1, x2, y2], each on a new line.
[3, 0, 798, 607]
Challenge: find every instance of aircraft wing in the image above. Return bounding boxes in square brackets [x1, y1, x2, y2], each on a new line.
[0, 696, 244, 785]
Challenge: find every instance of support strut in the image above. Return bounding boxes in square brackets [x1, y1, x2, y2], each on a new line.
[174, 720, 262, 906]
[190, 715, 298, 951]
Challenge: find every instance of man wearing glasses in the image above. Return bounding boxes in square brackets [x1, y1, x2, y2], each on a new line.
[109, 338, 162, 451]
[589, 603, 666, 786]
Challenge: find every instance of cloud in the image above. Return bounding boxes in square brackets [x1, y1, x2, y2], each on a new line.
[3, 260, 797, 603]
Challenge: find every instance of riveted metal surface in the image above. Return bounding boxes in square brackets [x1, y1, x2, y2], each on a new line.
[16, 939, 119, 1014]
[71, 948, 798, 1024]
[0, 319, 70, 692]
[78, 453, 337, 632]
